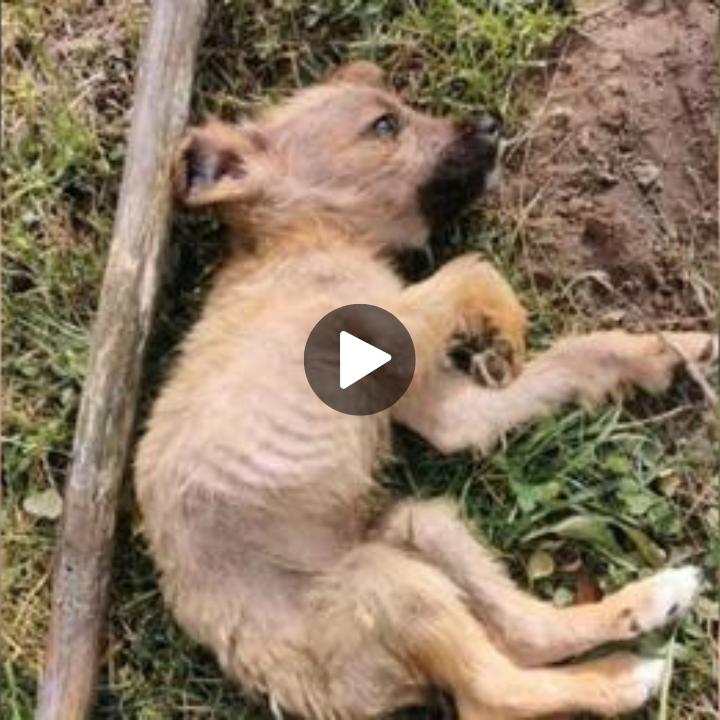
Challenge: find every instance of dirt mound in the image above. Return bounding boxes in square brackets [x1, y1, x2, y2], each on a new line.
[502, 0, 717, 329]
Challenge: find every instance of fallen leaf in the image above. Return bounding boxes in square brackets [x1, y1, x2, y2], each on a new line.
[527, 549, 555, 582]
[23, 487, 63, 520]
[619, 525, 666, 567]
[526, 514, 631, 566]
[552, 586, 575, 607]
[574, 565, 601, 604]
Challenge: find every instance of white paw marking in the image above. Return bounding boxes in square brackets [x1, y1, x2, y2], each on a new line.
[633, 657, 666, 701]
[640, 566, 702, 631]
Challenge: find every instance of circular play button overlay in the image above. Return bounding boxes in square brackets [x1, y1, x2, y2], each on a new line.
[304, 304, 416, 416]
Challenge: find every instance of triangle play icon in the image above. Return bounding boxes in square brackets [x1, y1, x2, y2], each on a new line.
[339, 331, 392, 389]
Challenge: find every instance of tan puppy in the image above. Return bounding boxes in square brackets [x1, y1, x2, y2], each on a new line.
[136, 63, 714, 719]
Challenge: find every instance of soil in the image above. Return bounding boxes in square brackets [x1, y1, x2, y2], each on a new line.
[500, 0, 717, 330]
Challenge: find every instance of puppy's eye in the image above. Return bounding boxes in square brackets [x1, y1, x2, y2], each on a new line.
[369, 113, 401, 138]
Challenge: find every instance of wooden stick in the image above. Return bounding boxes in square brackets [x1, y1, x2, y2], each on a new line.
[36, 2, 207, 717]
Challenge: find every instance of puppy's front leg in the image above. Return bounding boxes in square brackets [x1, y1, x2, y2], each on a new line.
[394, 329, 717, 455]
[394, 253, 528, 382]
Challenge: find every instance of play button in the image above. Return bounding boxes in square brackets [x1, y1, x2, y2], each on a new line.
[304, 304, 416, 415]
[340, 331, 392, 389]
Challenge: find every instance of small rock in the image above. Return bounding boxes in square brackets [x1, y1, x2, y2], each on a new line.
[566, 196, 589, 215]
[600, 309, 627, 324]
[633, 159, 661, 189]
[598, 100, 627, 131]
[599, 51, 623, 72]
[596, 169, 619, 188]
[547, 105, 574, 131]
[618, 134, 635, 152]
[577, 126, 595, 153]
[605, 78, 626, 96]
[640, 0, 665, 17]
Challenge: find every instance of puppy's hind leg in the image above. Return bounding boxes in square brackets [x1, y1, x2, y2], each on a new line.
[377, 498, 702, 666]
[307, 543, 665, 719]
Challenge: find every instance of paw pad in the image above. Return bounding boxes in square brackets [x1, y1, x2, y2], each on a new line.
[448, 328, 519, 387]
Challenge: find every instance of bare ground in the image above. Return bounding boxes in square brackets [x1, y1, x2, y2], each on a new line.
[501, 0, 717, 330]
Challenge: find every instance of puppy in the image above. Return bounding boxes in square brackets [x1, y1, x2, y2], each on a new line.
[136, 63, 713, 719]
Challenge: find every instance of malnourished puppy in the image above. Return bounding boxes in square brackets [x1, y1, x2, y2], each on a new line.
[136, 63, 714, 718]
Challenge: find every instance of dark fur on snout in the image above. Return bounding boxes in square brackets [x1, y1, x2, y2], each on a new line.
[418, 117, 500, 230]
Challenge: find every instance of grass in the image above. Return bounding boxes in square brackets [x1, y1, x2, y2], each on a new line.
[2, 1, 717, 718]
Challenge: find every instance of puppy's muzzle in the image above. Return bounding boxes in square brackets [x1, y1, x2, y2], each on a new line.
[418, 111, 503, 228]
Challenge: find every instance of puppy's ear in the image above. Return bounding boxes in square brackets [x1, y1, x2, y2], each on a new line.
[326, 61, 386, 89]
[173, 120, 269, 207]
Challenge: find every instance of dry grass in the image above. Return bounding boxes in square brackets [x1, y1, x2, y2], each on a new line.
[2, 2, 716, 718]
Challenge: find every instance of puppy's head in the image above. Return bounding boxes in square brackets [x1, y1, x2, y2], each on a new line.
[175, 62, 501, 252]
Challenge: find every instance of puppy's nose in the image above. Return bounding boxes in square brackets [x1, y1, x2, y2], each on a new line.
[456, 112, 503, 143]
[476, 112, 502, 137]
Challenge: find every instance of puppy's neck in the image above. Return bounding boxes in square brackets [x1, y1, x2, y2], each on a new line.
[226, 209, 379, 261]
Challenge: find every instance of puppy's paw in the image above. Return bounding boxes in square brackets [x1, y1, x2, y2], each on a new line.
[664, 332, 718, 373]
[632, 332, 717, 394]
[612, 566, 702, 639]
[584, 653, 665, 715]
[469, 337, 517, 388]
[441, 254, 527, 370]
[630, 657, 666, 705]
[448, 329, 519, 387]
